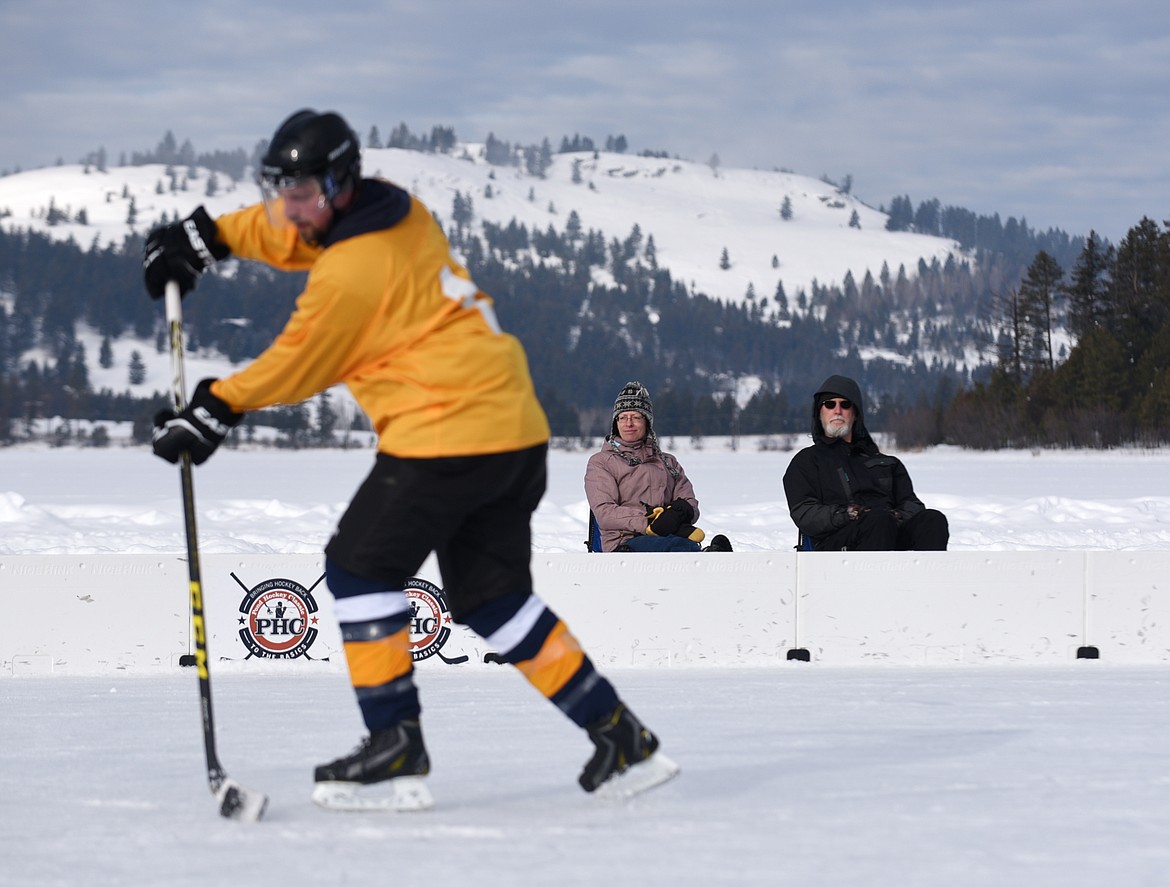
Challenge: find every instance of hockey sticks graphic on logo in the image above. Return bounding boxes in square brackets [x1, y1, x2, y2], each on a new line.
[165, 280, 268, 822]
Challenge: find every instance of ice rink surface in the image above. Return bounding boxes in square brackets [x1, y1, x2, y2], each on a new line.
[4, 665, 1170, 887]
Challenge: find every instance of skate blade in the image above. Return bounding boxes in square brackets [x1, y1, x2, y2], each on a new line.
[595, 752, 681, 800]
[312, 776, 434, 813]
[216, 779, 269, 822]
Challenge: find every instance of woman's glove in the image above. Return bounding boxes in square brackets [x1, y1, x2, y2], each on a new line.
[646, 499, 696, 537]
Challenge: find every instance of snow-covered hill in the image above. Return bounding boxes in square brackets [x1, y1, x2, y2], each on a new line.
[0, 146, 963, 305]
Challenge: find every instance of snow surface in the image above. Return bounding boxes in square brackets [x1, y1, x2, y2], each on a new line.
[4, 444, 1170, 886]
[3, 442, 1170, 556]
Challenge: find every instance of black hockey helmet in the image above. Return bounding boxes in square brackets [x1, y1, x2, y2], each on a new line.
[258, 109, 360, 203]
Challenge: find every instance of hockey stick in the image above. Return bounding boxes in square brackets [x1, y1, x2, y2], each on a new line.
[165, 280, 268, 822]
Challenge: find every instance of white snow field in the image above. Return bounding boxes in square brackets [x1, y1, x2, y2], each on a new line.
[4, 442, 1170, 556]
[3, 442, 1170, 886]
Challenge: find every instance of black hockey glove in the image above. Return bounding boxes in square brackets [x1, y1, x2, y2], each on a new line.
[143, 206, 230, 299]
[645, 499, 695, 537]
[152, 379, 242, 465]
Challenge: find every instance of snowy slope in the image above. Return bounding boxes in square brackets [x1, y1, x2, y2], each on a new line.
[0, 147, 962, 304]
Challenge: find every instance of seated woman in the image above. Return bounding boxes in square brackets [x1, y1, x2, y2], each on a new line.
[584, 381, 730, 552]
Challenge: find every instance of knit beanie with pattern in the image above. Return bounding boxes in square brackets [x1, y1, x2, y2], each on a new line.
[611, 381, 654, 437]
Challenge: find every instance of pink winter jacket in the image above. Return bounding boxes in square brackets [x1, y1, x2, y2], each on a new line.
[584, 437, 700, 551]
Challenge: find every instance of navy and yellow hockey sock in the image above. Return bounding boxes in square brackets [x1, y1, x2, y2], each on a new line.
[465, 592, 619, 727]
[326, 558, 420, 731]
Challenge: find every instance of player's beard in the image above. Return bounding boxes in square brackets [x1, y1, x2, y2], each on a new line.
[297, 221, 326, 247]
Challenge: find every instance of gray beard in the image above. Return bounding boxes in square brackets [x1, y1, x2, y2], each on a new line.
[822, 420, 852, 440]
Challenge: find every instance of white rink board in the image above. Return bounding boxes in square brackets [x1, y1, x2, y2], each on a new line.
[794, 552, 1086, 663]
[1083, 552, 1170, 663]
[3, 551, 1170, 675]
[533, 553, 796, 667]
[0, 555, 330, 675]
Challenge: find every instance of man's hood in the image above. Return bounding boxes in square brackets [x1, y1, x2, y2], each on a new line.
[809, 374, 872, 444]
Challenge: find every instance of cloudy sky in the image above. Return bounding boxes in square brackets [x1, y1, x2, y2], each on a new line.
[2, 0, 1167, 243]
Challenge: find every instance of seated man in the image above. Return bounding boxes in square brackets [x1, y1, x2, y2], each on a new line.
[783, 374, 948, 551]
[585, 381, 731, 552]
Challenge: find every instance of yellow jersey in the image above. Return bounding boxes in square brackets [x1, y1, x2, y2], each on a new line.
[209, 180, 550, 458]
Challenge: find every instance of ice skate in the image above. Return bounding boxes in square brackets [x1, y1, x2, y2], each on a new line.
[312, 719, 434, 812]
[579, 703, 680, 799]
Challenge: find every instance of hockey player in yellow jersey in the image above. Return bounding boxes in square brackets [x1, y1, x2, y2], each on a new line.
[143, 108, 677, 810]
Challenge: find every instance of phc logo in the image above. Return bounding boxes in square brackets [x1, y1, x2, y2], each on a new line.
[406, 578, 467, 664]
[234, 573, 322, 659]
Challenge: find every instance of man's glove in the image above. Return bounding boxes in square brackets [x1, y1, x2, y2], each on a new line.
[143, 206, 230, 299]
[832, 503, 871, 528]
[645, 499, 696, 537]
[152, 379, 242, 465]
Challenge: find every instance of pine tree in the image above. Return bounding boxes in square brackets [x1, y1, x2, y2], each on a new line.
[1108, 218, 1170, 365]
[996, 288, 1027, 383]
[1064, 230, 1114, 340]
[452, 191, 474, 230]
[1137, 366, 1170, 439]
[1018, 251, 1064, 373]
[276, 402, 311, 449]
[719, 247, 731, 270]
[128, 350, 146, 385]
[914, 199, 941, 235]
[430, 126, 456, 153]
[774, 281, 789, 320]
[565, 210, 582, 241]
[1053, 326, 1129, 410]
[539, 138, 553, 177]
[315, 390, 338, 445]
[885, 195, 913, 231]
[624, 224, 642, 259]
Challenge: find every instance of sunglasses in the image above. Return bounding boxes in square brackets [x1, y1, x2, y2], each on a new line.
[820, 398, 854, 411]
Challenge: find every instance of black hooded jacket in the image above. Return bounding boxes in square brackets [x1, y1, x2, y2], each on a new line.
[782, 375, 926, 542]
